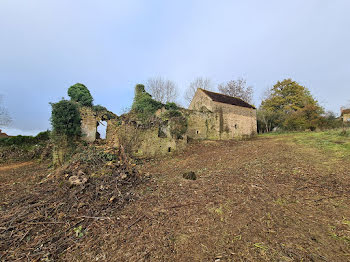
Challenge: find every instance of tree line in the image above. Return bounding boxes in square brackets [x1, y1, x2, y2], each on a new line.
[145, 77, 347, 133]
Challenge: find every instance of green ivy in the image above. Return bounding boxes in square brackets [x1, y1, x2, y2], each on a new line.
[68, 83, 93, 107]
[161, 109, 182, 119]
[169, 115, 188, 139]
[164, 102, 179, 110]
[92, 105, 107, 112]
[50, 99, 81, 138]
[131, 84, 163, 120]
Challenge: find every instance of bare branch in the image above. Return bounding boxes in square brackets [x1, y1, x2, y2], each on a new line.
[184, 77, 213, 105]
[218, 78, 253, 104]
[0, 95, 11, 127]
[146, 77, 178, 104]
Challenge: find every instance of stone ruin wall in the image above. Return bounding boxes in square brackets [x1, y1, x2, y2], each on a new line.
[80, 107, 97, 142]
[105, 117, 187, 158]
[79, 99, 257, 158]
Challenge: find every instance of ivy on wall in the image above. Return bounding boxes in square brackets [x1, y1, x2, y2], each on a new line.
[50, 99, 81, 138]
[68, 83, 94, 107]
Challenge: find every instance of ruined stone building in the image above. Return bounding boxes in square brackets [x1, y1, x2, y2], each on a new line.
[80, 88, 257, 158]
[341, 108, 350, 123]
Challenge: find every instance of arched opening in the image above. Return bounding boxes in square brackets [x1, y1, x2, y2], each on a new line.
[97, 121, 107, 139]
[168, 147, 171, 152]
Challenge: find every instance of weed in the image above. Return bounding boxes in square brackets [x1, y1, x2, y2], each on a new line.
[232, 235, 242, 242]
[343, 219, 350, 227]
[253, 243, 268, 250]
[209, 206, 225, 222]
[275, 198, 287, 206]
[329, 225, 350, 244]
[73, 225, 85, 238]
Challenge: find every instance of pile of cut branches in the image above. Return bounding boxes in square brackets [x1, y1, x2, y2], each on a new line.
[0, 146, 146, 261]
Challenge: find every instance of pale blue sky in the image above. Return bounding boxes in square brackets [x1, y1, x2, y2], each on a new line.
[1, 0, 349, 135]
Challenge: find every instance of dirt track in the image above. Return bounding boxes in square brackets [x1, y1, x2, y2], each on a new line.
[1, 136, 350, 261]
[0, 161, 34, 172]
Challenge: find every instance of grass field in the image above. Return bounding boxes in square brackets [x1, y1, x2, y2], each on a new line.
[262, 128, 350, 158]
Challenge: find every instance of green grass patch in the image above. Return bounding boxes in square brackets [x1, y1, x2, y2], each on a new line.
[260, 129, 350, 158]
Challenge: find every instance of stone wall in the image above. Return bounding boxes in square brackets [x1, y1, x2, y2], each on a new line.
[80, 107, 97, 142]
[107, 119, 187, 158]
[183, 110, 220, 140]
[343, 113, 350, 123]
[215, 102, 257, 138]
[189, 89, 213, 112]
[188, 89, 257, 139]
[77, 88, 257, 158]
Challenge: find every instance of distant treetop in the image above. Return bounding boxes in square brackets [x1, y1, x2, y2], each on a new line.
[68, 83, 93, 107]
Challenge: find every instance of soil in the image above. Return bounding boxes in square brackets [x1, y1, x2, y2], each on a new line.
[1, 136, 350, 261]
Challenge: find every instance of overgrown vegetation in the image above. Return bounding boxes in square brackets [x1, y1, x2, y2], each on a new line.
[0, 131, 51, 163]
[93, 105, 116, 121]
[50, 99, 81, 139]
[161, 109, 188, 139]
[0, 130, 50, 146]
[129, 84, 188, 140]
[68, 83, 94, 107]
[131, 84, 163, 120]
[169, 115, 188, 139]
[92, 104, 107, 112]
[164, 102, 179, 110]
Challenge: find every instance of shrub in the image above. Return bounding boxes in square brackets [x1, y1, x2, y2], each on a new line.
[35, 130, 51, 141]
[68, 83, 93, 106]
[0, 135, 36, 146]
[50, 99, 81, 138]
[93, 105, 107, 112]
[131, 84, 163, 120]
[162, 109, 182, 119]
[0, 130, 51, 147]
[165, 102, 179, 110]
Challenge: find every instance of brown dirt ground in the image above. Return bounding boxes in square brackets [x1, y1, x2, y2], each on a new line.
[1, 136, 350, 261]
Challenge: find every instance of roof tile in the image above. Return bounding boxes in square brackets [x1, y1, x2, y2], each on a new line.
[201, 89, 255, 109]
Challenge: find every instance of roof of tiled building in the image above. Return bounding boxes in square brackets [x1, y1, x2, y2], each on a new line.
[200, 89, 256, 109]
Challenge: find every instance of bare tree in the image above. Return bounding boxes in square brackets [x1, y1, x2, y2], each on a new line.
[218, 78, 253, 104]
[0, 95, 11, 127]
[184, 77, 213, 105]
[146, 77, 178, 103]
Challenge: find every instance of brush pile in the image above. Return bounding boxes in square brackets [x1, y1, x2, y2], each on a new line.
[0, 145, 145, 261]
